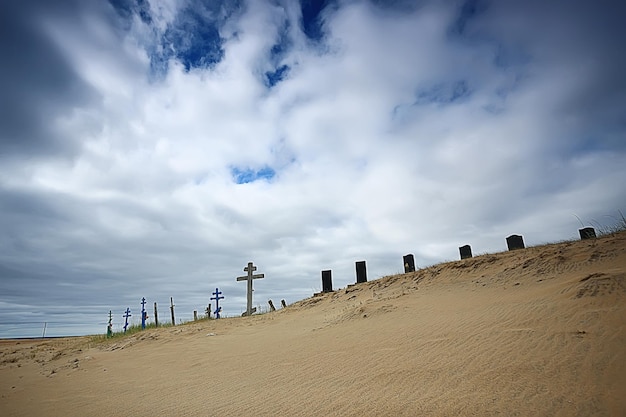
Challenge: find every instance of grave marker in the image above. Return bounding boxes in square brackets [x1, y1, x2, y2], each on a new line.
[236, 262, 265, 316]
[141, 297, 147, 330]
[268, 299, 276, 312]
[154, 302, 159, 327]
[170, 297, 176, 326]
[356, 261, 367, 283]
[506, 234, 525, 250]
[123, 308, 131, 333]
[459, 245, 472, 259]
[107, 310, 113, 338]
[281, 299, 287, 308]
[322, 270, 333, 292]
[579, 227, 596, 240]
[211, 288, 224, 319]
[403, 254, 415, 273]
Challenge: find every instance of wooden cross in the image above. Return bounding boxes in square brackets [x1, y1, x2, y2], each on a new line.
[236, 262, 264, 316]
[211, 288, 224, 319]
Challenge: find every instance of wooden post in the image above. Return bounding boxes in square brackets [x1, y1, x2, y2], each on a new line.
[579, 227, 596, 240]
[268, 300, 276, 312]
[355, 261, 367, 283]
[170, 297, 175, 326]
[281, 299, 287, 308]
[459, 245, 472, 259]
[193, 310, 198, 321]
[236, 262, 265, 316]
[506, 234, 525, 250]
[107, 311, 113, 337]
[154, 302, 159, 327]
[322, 270, 333, 292]
[206, 304, 211, 319]
[403, 254, 415, 273]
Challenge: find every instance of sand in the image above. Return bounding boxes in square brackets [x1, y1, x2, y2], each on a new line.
[1, 232, 625, 416]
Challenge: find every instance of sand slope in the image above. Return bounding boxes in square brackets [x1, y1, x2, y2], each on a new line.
[1, 232, 625, 416]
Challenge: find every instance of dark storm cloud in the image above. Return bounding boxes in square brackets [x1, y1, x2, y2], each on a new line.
[0, 0, 101, 159]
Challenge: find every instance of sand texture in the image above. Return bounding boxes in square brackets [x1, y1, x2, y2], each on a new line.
[1, 232, 625, 416]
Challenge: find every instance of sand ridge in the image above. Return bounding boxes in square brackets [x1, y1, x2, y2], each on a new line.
[1, 232, 625, 416]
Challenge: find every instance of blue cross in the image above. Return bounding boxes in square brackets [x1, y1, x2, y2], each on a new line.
[210, 288, 224, 319]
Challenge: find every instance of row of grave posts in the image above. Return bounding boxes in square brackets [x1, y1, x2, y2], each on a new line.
[457, 227, 598, 260]
[318, 227, 599, 291]
[320, 260, 370, 293]
[267, 299, 288, 312]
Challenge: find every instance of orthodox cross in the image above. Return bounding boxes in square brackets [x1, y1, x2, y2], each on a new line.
[141, 297, 147, 329]
[211, 288, 224, 319]
[236, 262, 264, 316]
[123, 307, 132, 333]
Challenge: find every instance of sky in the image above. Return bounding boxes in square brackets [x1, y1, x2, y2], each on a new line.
[1, 0, 625, 337]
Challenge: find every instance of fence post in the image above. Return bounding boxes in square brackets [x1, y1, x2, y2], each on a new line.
[154, 302, 159, 327]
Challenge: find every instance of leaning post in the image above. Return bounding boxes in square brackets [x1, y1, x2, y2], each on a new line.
[170, 297, 176, 326]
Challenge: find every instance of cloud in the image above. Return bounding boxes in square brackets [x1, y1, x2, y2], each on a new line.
[1, 0, 625, 337]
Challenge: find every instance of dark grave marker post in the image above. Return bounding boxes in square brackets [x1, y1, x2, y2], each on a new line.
[170, 297, 175, 326]
[356, 261, 367, 283]
[281, 299, 287, 308]
[211, 288, 224, 319]
[236, 262, 265, 316]
[123, 308, 131, 333]
[268, 299, 276, 312]
[107, 310, 113, 338]
[206, 304, 211, 319]
[141, 297, 147, 330]
[506, 234, 525, 250]
[579, 227, 596, 240]
[403, 254, 416, 273]
[459, 245, 473, 260]
[154, 302, 159, 327]
[322, 270, 333, 292]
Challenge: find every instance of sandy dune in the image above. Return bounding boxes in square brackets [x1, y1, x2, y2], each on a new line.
[1, 232, 625, 416]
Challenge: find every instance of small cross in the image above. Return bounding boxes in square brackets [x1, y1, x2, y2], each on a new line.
[236, 262, 264, 316]
[210, 288, 224, 319]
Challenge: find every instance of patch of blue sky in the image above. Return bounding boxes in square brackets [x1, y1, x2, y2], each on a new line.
[162, 7, 225, 72]
[300, 0, 336, 41]
[265, 64, 290, 87]
[230, 166, 276, 184]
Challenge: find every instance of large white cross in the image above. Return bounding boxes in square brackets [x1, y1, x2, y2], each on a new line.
[236, 262, 264, 316]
